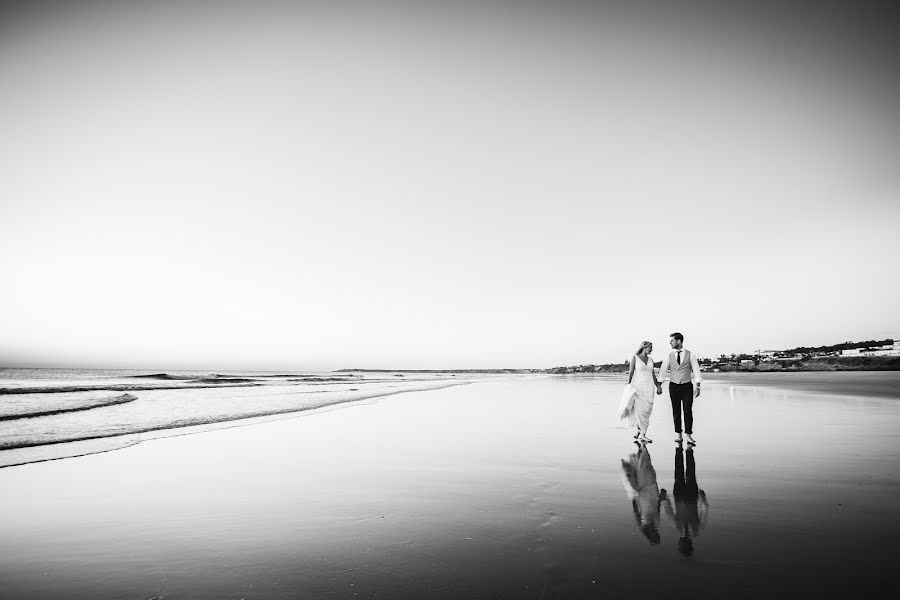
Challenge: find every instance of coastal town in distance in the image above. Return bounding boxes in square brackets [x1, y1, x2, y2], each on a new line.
[544, 338, 900, 374]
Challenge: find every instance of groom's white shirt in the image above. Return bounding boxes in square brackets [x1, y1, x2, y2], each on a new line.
[658, 348, 703, 384]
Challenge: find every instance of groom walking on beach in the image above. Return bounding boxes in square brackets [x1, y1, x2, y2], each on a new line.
[657, 332, 702, 445]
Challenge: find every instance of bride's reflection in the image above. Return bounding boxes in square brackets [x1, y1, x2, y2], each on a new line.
[620, 444, 661, 545]
[660, 446, 709, 556]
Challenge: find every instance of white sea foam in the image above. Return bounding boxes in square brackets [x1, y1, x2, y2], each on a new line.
[0, 369, 490, 468]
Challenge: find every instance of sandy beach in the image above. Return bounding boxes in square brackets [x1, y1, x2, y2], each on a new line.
[3, 1, 898, 597]
[1, 373, 897, 598]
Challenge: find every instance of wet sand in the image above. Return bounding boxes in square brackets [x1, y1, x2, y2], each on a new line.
[0, 375, 896, 598]
[704, 370, 900, 399]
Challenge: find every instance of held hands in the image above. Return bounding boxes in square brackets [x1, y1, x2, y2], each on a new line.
[656, 383, 663, 395]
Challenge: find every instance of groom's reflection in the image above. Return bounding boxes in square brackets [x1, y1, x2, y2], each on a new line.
[620, 444, 661, 545]
[660, 446, 709, 556]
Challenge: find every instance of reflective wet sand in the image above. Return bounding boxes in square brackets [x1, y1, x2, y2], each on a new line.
[1, 374, 896, 598]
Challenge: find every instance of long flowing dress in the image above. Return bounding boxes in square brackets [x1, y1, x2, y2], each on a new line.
[617, 354, 656, 431]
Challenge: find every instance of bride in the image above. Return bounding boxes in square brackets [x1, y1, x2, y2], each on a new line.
[617, 341, 662, 443]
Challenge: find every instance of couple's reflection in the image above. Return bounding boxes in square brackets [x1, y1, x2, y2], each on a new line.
[621, 444, 709, 555]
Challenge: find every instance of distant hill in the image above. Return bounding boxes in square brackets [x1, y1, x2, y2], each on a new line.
[781, 339, 893, 355]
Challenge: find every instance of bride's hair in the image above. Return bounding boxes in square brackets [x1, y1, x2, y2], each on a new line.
[635, 341, 652, 355]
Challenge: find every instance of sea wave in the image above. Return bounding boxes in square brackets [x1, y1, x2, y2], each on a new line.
[0, 379, 474, 466]
[0, 382, 261, 395]
[0, 393, 137, 421]
[128, 373, 202, 380]
[0, 373, 370, 395]
[287, 377, 365, 383]
[213, 373, 358, 379]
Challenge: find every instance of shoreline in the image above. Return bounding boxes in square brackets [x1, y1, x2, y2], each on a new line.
[546, 370, 900, 400]
[0, 379, 474, 468]
[340, 356, 900, 375]
[1, 377, 895, 597]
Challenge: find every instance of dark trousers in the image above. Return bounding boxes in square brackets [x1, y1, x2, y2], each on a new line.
[673, 447, 701, 543]
[669, 382, 694, 434]
[674, 447, 698, 501]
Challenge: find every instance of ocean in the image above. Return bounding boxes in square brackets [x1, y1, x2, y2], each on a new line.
[0, 368, 489, 468]
[1, 371, 897, 597]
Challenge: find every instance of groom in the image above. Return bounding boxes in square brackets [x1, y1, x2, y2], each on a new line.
[657, 332, 702, 445]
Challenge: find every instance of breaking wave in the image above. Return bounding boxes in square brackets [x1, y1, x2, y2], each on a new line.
[0, 393, 137, 421]
[0, 375, 479, 468]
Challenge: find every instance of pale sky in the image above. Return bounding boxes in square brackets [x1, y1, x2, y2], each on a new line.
[1, 0, 898, 370]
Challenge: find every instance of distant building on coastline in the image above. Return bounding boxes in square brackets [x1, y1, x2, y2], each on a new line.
[841, 341, 900, 357]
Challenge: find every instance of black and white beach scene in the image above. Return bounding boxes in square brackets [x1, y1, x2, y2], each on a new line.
[2, 1, 899, 598]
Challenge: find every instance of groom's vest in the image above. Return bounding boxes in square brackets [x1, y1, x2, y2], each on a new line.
[669, 350, 693, 384]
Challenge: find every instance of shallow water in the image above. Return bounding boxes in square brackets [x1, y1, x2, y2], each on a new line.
[0, 374, 896, 598]
[0, 368, 485, 467]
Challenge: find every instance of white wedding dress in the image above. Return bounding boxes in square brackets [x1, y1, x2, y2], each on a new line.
[617, 355, 656, 431]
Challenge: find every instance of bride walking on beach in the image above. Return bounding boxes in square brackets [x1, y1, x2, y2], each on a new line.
[617, 341, 662, 443]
